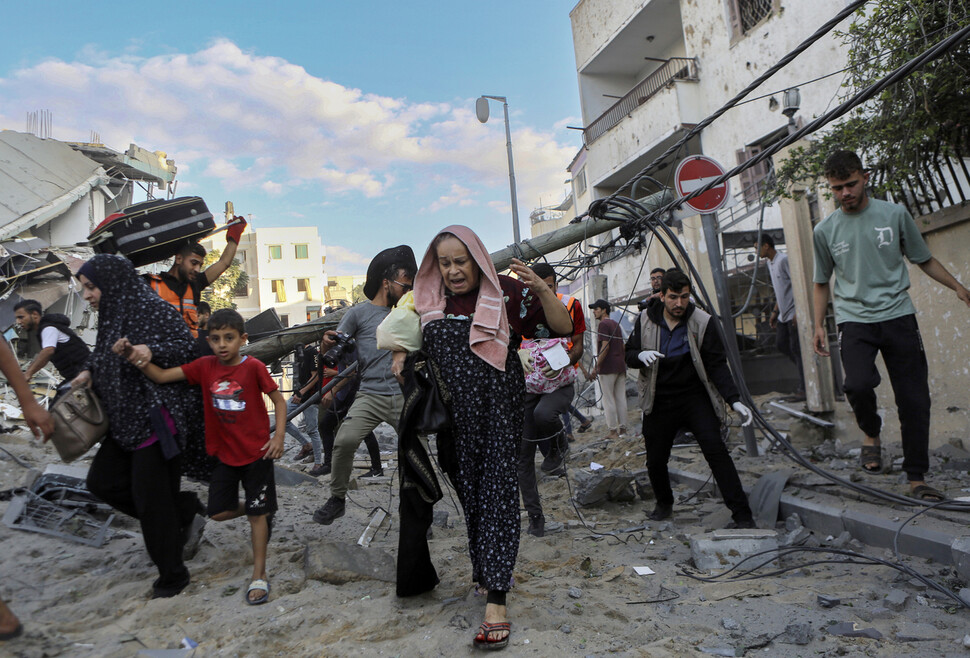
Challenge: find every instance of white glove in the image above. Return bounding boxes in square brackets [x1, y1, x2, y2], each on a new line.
[732, 402, 753, 427]
[638, 350, 664, 367]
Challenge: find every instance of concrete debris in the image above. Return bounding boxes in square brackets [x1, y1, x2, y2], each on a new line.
[783, 527, 812, 547]
[816, 594, 840, 608]
[698, 647, 737, 657]
[304, 541, 395, 584]
[448, 614, 470, 630]
[690, 530, 779, 572]
[567, 586, 583, 599]
[559, 624, 572, 634]
[826, 622, 882, 639]
[784, 513, 802, 532]
[721, 618, 740, 630]
[780, 622, 814, 645]
[571, 468, 636, 506]
[883, 588, 910, 611]
[273, 464, 321, 487]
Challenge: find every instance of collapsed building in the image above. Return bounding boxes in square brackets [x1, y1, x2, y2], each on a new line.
[0, 130, 177, 413]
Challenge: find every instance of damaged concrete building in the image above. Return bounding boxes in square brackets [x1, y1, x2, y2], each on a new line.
[0, 130, 176, 408]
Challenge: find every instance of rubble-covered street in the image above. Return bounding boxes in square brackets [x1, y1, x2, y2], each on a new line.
[3, 392, 970, 657]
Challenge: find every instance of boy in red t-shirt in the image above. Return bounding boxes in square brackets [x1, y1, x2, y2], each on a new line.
[119, 308, 286, 606]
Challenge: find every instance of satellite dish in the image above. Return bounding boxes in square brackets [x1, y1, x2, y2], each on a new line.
[475, 97, 490, 123]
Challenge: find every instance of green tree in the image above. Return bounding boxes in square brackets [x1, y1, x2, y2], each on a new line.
[201, 249, 249, 310]
[770, 0, 970, 203]
[351, 282, 366, 303]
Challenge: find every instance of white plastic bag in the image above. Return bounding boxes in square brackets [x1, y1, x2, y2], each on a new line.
[376, 290, 422, 352]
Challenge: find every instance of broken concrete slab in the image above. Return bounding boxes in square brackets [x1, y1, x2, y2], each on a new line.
[274, 464, 321, 487]
[304, 541, 395, 584]
[571, 468, 636, 506]
[780, 622, 813, 645]
[748, 469, 793, 530]
[690, 530, 779, 572]
[883, 588, 909, 611]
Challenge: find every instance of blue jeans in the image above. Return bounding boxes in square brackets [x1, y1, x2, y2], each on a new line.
[285, 396, 322, 464]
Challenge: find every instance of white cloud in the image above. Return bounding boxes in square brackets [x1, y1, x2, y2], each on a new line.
[424, 184, 476, 213]
[0, 39, 575, 216]
[323, 244, 371, 275]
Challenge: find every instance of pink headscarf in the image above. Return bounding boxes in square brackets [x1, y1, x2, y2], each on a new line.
[413, 225, 510, 371]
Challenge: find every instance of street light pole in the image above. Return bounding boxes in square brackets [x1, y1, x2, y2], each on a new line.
[476, 95, 521, 244]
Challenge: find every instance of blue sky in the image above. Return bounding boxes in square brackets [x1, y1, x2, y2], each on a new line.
[0, 1, 584, 273]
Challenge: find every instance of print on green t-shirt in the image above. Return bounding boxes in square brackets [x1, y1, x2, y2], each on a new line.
[813, 198, 931, 324]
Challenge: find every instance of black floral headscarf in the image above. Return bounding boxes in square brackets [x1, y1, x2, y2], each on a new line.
[81, 254, 203, 457]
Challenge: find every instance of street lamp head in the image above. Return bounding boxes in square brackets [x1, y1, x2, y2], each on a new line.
[475, 96, 490, 123]
[782, 87, 801, 120]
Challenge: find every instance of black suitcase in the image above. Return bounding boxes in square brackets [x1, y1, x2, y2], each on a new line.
[88, 196, 215, 267]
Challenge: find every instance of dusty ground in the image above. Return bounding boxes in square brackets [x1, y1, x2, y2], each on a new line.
[2, 393, 970, 657]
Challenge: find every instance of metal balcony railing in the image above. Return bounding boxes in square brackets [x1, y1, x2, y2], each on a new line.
[583, 57, 698, 146]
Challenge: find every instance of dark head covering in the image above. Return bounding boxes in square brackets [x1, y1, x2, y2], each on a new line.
[83, 254, 202, 457]
[588, 299, 611, 312]
[363, 245, 417, 300]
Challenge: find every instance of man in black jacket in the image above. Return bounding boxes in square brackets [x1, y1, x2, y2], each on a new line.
[14, 300, 91, 394]
[625, 271, 755, 527]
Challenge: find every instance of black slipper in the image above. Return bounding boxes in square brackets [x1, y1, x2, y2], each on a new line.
[911, 484, 946, 502]
[860, 444, 883, 473]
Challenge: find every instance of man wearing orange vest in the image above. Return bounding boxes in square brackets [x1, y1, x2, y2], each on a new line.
[146, 218, 247, 337]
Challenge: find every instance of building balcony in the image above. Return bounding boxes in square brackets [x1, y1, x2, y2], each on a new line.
[583, 57, 698, 146]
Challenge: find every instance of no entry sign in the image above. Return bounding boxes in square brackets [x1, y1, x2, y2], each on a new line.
[674, 155, 730, 214]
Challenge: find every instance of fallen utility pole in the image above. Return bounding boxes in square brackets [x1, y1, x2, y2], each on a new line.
[243, 189, 673, 364]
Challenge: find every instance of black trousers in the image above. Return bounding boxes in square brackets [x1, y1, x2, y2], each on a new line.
[319, 396, 381, 470]
[642, 393, 752, 522]
[87, 438, 199, 592]
[838, 314, 930, 480]
[518, 384, 572, 518]
[776, 319, 804, 390]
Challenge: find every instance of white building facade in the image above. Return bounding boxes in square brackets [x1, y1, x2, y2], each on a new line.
[206, 226, 328, 327]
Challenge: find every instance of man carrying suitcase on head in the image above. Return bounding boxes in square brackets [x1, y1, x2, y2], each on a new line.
[146, 218, 247, 337]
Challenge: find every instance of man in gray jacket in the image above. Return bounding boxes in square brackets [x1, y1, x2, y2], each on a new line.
[625, 270, 755, 527]
[312, 245, 416, 525]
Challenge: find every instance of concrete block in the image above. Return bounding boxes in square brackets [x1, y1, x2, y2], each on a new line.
[842, 508, 953, 563]
[689, 531, 779, 572]
[304, 541, 396, 584]
[777, 494, 845, 538]
[883, 588, 909, 611]
[274, 464, 321, 487]
[572, 469, 636, 506]
[951, 536, 970, 581]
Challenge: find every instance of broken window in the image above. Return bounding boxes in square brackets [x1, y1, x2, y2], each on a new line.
[726, 0, 775, 39]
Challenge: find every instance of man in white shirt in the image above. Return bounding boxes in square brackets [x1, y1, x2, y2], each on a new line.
[14, 300, 91, 394]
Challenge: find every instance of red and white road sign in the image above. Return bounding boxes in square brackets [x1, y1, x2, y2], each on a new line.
[674, 155, 730, 214]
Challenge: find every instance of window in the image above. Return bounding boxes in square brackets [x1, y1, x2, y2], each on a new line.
[294, 244, 309, 259]
[327, 280, 337, 287]
[736, 127, 786, 205]
[238, 250, 247, 263]
[306, 305, 321, 321]
[280, 314, 289, 327]
[727, 0, 775, 39]
[271, 279, 286, 302]
[574, 167, 587, 197]
[297, 278, 311, 299]
[269, 245, 282, 260]
[233, 280, 249, 297]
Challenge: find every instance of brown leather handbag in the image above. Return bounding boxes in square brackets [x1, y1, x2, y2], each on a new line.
[49, 386, 109, 462]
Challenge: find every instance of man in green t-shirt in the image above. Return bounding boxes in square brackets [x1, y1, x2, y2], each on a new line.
[812, 150, 970, 501]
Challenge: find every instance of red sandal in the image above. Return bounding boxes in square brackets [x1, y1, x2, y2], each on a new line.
[473, 621, 510, 651]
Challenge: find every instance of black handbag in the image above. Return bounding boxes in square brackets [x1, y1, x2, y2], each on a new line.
[412, 354, 451, 434]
